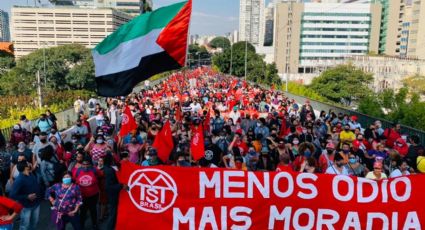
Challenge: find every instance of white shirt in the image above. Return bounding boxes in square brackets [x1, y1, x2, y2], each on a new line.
[326, 165, 349, 175]
[390, 169, 410, 178]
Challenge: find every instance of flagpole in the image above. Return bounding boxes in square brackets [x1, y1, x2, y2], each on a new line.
[184, 0, 193, 68]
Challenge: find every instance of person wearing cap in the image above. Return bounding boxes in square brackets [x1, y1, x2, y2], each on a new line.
[366, 161, 387, 180]
[383, 122, 402, 149]
[319, 142, 335, 173]
[141, 148, 161, 166]
[325, 151, 349, 175]
[348, 115, 362, 131]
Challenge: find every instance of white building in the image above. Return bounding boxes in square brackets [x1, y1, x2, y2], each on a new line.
[11, 6, 132, 58]
[239, 0, 265, 46]
[0, 10, 10, 42]
[55, 0, 153, 16]
[274, 2, 381, 74]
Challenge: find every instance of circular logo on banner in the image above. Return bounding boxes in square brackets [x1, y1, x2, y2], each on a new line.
[205, 150, 214, 161]
[122, 114, 129, 125]
[128, 168, 178, 213]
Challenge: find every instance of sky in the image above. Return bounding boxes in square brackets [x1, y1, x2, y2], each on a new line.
[0, 0, 241, 36]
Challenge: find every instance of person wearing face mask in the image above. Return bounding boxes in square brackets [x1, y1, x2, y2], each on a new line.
[141, 148, 161, 166]
[289, 137, 300, 160]
[319, 142, 335, 173]
[325, 152, 349, 175]
[84, 135, 110, 166]
[347, 153, 365, 176]
[46, 172, 83, 230]
[31, 132, 53, 177]
[36, 114, 53, 134]
[339, 125, 355, 148]
[73, 160, 101, 230]
[73, 120, 88, 145]
[125, 136, 143, 163]
[10, 160, 42, 230]
[293, 143, 314, 172]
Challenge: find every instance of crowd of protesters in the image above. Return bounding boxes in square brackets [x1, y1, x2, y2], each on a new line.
[0, 66, 425, 229]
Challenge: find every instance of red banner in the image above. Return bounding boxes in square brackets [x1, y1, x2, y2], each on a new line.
[116, 163, 424, 230]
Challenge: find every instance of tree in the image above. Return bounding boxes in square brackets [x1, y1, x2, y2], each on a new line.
[212, 41, 280, 86]
[310, 64, 373, 105]
[358, 88, 425, 130]
[402, 74, 425, 95]
[188, 44, 210, 68]
[209, 37, 231, 50]
[0, 50, 15, 75]
[0, 44, 95, 95]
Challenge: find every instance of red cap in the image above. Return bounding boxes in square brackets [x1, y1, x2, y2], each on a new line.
[351, 115, 358, 121]
[352, 140, 361, 148]
[326, 142, 335, 149]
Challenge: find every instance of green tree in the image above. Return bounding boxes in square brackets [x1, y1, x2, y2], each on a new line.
[310, 64, 373, 105]
[402, 74, 425, 95]
[209, 37, 231, 50]
[0, 50, 15, 75]
[188, 44, 210, 67]
[1, 44, 95, 95]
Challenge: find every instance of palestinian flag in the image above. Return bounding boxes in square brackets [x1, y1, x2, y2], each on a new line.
[92, 0, 192, 97]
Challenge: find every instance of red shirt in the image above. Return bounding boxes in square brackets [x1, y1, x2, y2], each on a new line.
[0, 196, 23, 225]
[73, 168, 100, 198]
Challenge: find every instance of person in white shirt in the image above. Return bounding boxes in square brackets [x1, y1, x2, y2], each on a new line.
[19, 115, 32, 133]
[326, 152, 349, 175]
[390, 159, 411, 178]
[228, 106, 241, 125]
[73, 96, 85, 115]
[190, 99, 202, 114]
[87, 97, 98, 117]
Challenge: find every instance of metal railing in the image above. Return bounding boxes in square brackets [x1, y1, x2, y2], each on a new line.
[251, 81, 425, 146]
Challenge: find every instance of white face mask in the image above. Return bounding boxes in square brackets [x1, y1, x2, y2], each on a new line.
[145, 155, 150, 160]
[293, 140, 299, 145]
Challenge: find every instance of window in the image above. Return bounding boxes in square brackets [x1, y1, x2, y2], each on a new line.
[117, 2, 139, 6]
[57, 34, 72, 38]
[73, 28, 88, 32]
[56, 20, 71, 24]
[90, 21, 105, 25]
[89, 14, 105, 18]
[38, 13, 53, 17]
[56, 27, 71, 31]
[90, 28, 105, 32]
[39, 34, 55, 38]
[39, 27, 54, 31]
[55, 13, 70, 17]
[73, 21, 88, 25]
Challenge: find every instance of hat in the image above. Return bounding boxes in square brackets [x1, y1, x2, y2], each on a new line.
[373, 161, 383, 169]
[235, 129, 243, 136]
[13, 125, 20, 130]
[351, 115, 358, 121]
[352, 140, 361, 148]
[326, 142, 335, 149]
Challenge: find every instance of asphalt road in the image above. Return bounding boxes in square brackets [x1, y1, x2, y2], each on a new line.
[13, 201, 108, 230]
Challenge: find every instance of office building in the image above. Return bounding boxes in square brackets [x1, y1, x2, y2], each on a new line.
[11, 6, 132, 58]
[239, 0, 265, 46]
[274, 2, 381, 74]
[0, 10, 10, 42]
[406, 0, 425, 59]
[263, 3, 274, 46]
[54, 0, 152, 16]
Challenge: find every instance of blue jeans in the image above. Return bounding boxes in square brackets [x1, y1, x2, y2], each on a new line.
[19, 205, 40, 230]
[0, 223, 13, 230]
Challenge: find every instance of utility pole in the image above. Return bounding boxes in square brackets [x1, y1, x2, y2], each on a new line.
[230, 42, 233, 75]
[37, 70, 42, 108]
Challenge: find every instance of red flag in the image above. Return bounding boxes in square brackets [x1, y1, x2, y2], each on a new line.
[119, 106, 138, 137]
[152, 121, 174, 162]
[190, 125, 204, 161]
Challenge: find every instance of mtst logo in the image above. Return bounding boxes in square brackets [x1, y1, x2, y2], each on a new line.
[128, 168, 178, 213]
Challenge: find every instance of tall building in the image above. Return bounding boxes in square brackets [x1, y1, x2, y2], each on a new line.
[274, 2, 381, 74]
[11, 6, 132, 58]
[406, 0, 425, 59]
[239, 0, 265, 46]
[55, 0, 153, 16]
[263, 3, 274, 46]
[0, 10, 10, 42]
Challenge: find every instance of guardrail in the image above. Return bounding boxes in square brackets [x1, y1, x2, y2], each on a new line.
[252, 81, 425, 146]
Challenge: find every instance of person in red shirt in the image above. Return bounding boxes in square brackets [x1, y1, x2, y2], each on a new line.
[383, 123, 401, 148]
[319, 142, 336, 173]
[0, 195, 23, 229]
[276, 154, 293, 172]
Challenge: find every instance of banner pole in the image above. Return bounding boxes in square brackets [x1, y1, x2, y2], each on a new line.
[184, 0, 193, 68]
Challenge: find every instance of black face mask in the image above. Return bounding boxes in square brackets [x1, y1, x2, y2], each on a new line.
[40, 139, 47, 143]
[327, 149, 333, 154]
